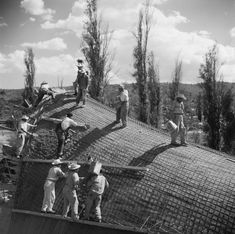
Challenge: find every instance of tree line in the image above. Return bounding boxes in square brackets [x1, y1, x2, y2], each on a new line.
[22, 0, 234, 154]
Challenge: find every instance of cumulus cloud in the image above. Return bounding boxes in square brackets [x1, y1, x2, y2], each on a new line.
[20, 0, 55, 21]
[0, 22, 8, 27]
[21, 37, 67, 51]
[230, 27, 235, 38]
[29, 17, 36, 22]
[41, 0, 85, 36]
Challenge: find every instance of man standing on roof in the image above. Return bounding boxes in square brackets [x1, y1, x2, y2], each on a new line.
[34, 81, 56, 107]
[83, 167, 109, 222]
[74, 58, 89, 108]
[170, 94, 187, 146]
[62, 162, 81, 220]
[16, 115, 37, 158]
[41, 159, 66, 213]
[114, 84, 129, 128]
[55, 112, 88, 157]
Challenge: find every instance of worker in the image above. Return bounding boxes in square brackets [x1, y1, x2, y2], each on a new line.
[34, 81, 55, 107]
[62, 162, 81, 220]
[83, 168, 109, 222]
[171, 94, 187, 146]
[16, 115, 37, 158]
[55, 112, 88, 157]
[114, 84, 129, 128]
[74, 58, 89, 107]
[41, 159, 66, 213]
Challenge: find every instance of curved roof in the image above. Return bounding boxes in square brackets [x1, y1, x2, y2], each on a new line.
[17, 97, 235, 233]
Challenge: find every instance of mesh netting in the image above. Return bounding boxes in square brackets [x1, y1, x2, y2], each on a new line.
[12, 96, 235, 234]
[14, 159, 235, 234]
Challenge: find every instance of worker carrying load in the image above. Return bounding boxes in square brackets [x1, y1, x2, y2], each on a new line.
[34, 81, 56, 107]
[16, 115, 37, 158]
[55, 112, 89, 158]
[170, 94, 187, 146]
[62, 162, 81, 220]
[73, 58, 89, 108]
[83, 160, 109, 223]
[41, 159, 66, 213]
[114, 84, 129, 128]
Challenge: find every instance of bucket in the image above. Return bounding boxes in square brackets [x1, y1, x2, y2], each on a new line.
[88, 161, 102, 175]
[165, 120, 177, 133]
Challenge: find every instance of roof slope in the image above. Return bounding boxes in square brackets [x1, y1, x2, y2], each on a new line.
[15, 96, 235, 234]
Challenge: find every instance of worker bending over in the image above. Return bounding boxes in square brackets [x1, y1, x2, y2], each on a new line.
[114, 85, 129, 128]
[84, 167, 109, 222]
[62, 162, 81, 220]
[41, 159, 66, 213]
[16, 115, 37, 158]
[55, 112, 88, 157]
[34, 81, 55, 107]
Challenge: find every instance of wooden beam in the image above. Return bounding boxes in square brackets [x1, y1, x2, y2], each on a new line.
[11, 209, 147, 233]
[22, 158, 149, 172]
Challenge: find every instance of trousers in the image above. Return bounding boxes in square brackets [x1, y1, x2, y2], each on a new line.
[62, 186, 79, 219]
[171, 114, 186, 144]
[116, 102, 129, 126]
[16, 133, 26, 156]
[84, 191, 102, 221]
[41, 180, 55, 211]
[76, 88, 87, 105]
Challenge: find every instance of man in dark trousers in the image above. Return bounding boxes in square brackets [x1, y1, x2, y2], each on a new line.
[55, 113, 88, 157]
[74, 58, 89, 107]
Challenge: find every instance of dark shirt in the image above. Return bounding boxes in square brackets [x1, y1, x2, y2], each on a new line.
[77, 70, 89, 89]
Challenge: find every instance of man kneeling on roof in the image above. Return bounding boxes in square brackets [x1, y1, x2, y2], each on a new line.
[34, 81, 56, 107]
[83, 162, 109, 223]
[55, 112, 88, 158]
[16, 115, 37, 158]
[62, 162, 81, 220]
[41, 159, 66, 213]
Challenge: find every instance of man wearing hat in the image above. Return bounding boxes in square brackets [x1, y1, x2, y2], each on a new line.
[114, 84, 129, 128]
[62, 162, 81, 220]
[16, 115, 37, 158]
[55, 112, 88, 157]
[41, 159, 66, 213]
[83, 166, 109, 222]
[73, 58, 89, 107]
[34, 81, 56, 107]
[171, 94, 187, 146]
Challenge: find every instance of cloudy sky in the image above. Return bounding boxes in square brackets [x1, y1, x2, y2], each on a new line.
[0, 0, 235, 89]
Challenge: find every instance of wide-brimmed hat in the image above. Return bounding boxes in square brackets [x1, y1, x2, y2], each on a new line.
[52, 159, 63, 165]
[41, 81, 48, 85]
[21, 115, 29, 120]
[176, 94, 186, 100]
[68, 163, 81, 170]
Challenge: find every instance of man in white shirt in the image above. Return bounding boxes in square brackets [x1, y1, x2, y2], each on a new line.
[171, 94, 187, 146]
[41, 159, 66, 213]
[16, 115, 37, 158]
[55, 113, 88, 157]
[114, 85, 129, 128]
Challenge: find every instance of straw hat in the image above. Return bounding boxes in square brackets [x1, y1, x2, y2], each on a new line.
[41, 81, 48, 85]
[21, 115, 29, 121]
[68, 163, 81, 170]
[52, 159, 62, 165]
[176, 94, 186, 100]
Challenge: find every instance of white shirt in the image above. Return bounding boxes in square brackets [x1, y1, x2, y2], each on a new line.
[47, 166, 65, 182]
[18, 121, 34, 135]
[120, 90, 129, 102]
[173, 101, 184, 115]
[61, 117, 78, 131]
[41, 83, 50, 91]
